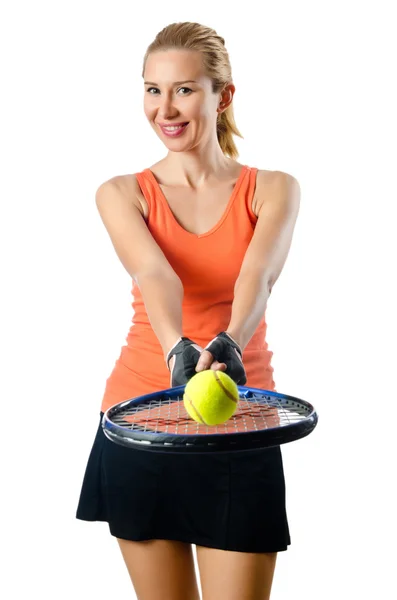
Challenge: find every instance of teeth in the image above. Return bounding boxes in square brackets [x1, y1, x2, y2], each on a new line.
[163, 125, 186, 131]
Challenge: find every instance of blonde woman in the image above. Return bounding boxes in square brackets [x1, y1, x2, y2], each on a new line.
[76, 21, 300, 600]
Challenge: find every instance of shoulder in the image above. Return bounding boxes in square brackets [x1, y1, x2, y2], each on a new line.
[253, 169, 300, 215]
[96, 174, 147, 217]
[255, 168, 299, 190]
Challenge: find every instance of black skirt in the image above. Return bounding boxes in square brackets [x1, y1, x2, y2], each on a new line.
[76, 412, 291, 553]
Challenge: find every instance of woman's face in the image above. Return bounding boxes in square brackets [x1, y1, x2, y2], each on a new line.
[143, 49, 232, 149]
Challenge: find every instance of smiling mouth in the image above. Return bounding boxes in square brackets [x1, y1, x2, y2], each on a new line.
[160, 123, 189, 130]
[158, 123, 190, 137]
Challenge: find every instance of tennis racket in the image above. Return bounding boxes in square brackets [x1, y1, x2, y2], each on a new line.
[102, 384, 318, 454]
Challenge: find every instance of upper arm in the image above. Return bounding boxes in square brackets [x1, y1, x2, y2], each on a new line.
[238, 170, 301, 290]
[95, 176, 178, 282]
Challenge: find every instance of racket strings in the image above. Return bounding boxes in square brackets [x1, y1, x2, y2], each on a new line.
[112, 393, 311, 436]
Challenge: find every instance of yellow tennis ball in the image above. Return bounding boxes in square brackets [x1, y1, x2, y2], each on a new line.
[183, 370, 239, 426]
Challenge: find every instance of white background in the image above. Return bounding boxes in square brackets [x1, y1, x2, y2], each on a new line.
[1, 1, 396, 598]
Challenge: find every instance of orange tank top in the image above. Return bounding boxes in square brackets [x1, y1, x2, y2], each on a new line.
[100, 165, 276, 413]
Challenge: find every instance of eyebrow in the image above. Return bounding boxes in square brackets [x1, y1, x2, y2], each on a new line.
[144, 80, 198, 86]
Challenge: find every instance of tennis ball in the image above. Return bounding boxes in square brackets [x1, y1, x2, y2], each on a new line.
[183, 370, 239, 426]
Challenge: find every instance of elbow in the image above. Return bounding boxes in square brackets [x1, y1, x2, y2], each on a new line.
[235, 268, 273, 295]
[135, 268, 183, 287]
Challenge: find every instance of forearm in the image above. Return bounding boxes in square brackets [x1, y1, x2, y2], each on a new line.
[135, 271, 184, 357]
[226, 270, 271, 351]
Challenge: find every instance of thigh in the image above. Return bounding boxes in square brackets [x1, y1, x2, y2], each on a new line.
[117, 538, 201, 600]
[196, 545, 277, 600]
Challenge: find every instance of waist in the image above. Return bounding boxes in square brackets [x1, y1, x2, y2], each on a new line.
[101, 336, 275, 413]
[109, 330, 274, 377]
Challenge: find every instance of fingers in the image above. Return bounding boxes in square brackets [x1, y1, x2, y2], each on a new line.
[210, 362, 227, 372]
[195, 349, 213, 372]
[195, 350, 227, 373]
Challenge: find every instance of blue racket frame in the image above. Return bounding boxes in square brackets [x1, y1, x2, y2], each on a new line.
[102, 385, 318, 454]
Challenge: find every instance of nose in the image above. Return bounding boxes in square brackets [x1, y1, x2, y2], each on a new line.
[156, 92, 180, 119]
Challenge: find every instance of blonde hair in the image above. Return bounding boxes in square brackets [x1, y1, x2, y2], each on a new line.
[142, 22, 243, 160]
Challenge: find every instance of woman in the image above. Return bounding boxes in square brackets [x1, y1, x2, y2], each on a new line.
[76, 21, 300, 600]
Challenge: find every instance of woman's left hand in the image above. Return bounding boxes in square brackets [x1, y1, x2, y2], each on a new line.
[195, 350, 227, 373]
[195, 332, 247, 384]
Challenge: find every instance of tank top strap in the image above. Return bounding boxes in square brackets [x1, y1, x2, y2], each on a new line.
[135, 169, 155, 216]
[233, 165, 259, 228]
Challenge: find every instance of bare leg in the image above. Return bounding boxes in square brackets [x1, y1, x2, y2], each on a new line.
[196, 545, 277, 600]
[117, 538, 201, 600]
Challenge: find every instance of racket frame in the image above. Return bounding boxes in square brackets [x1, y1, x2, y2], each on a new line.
[101, 385, 318, 454]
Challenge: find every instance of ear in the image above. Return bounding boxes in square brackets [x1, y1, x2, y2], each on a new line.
[218, 83, 235, 112]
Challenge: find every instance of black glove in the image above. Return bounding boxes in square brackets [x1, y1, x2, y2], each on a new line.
[200, 331, 247, 385]
[166, 337, 203, 387]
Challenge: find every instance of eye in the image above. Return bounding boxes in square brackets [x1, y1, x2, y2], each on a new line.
[146, 87, 192, 95]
